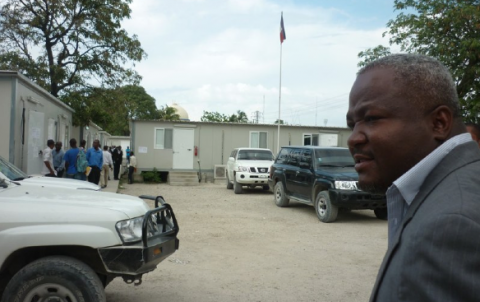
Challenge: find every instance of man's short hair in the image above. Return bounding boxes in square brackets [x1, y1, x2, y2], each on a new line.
[80, 140, 86, 147]
[358, 54, 460, 117]
[47, 139, 55, 146]
[103, 145, 108, 150]
[69, 138, 77, 147]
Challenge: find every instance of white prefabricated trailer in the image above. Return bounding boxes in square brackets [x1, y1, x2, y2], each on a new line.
[0, 71, 74, 175]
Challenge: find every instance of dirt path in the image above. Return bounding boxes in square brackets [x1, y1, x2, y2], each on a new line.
[106, 182, 387, 302]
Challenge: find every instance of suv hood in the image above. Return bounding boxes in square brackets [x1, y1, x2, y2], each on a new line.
[0, 184, 150, 220]
[21, 176, 101, 190]
[316, 167, 358, 181]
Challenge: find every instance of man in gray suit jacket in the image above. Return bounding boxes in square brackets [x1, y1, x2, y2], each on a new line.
[346, 53, 480, 302]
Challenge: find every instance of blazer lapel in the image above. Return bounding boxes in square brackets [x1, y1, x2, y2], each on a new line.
[370, 142, 480, 301]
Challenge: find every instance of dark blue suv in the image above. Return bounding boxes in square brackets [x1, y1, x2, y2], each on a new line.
[268, 146, 387, 222]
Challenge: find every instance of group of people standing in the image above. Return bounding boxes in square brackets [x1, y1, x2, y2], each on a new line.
[42, 139, 136, 187]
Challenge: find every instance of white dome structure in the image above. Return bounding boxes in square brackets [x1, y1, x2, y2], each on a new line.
[171, 103, 190, 121]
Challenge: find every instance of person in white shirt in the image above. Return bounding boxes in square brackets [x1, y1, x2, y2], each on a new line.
[41, 139, 56, 177]
[128, 151, 137, 184]
[100, 145, 113, 188]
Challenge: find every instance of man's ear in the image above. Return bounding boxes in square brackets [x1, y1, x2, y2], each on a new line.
[429, 105, 454, 141]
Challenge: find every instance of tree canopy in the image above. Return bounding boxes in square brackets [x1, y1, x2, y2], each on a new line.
[158, 104, 180, 121]
[66, 85, 158, 136]
[358, 0, 480, 122]
[201, 110, 249, 123]
[0, 0, 146, 97]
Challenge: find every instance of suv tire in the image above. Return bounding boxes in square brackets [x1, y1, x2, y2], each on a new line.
[274, 182, 289, 207]
[315, 191, 338, 223]
[226, 173, 233, 189]
[374, 208, 388, 220]
[2, 256, 106, 302]
[233, 177, 243, 194]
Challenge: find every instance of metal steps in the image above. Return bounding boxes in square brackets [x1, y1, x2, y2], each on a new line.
[168, 171, 199, 186]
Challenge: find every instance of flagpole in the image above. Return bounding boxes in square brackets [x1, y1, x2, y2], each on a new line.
[277, 41, 282, 154]
[277, 11, 285, 154]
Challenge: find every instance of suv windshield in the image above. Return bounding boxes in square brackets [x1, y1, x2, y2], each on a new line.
[0, 156, 29, 181]
[315, 149, 355, 167]
[237, 150, 274, 161]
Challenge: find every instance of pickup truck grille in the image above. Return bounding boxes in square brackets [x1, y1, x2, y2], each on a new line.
[139, 195, 180, 248]
[249, 167, 269, 173]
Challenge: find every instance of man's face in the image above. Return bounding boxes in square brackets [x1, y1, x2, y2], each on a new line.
[55, 142, 62, 150]
[93, 140, 99, 149]
[346, 68, 437, 193]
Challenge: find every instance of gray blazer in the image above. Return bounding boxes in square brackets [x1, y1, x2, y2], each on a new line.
[371, 141, 480, 302]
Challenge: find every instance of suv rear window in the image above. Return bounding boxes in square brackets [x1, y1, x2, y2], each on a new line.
[237, 150, 274, 161]
[315, 149, 355, 167]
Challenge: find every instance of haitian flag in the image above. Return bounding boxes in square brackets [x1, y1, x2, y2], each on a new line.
[280, 13, 286, 43]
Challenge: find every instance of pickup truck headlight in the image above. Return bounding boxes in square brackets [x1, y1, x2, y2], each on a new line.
[237, 166, 248, 172]
[116, 217, 144, 243]
[334, 181, 358, 190]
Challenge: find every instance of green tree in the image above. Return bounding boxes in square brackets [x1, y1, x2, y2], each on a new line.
[158, 105, 180, 121]
[358, 0, 480, 122]
[66, 85, 158, 136]
[201, 110, 249, 123]
[0, 0, 146, 97]
[357, 45, 392, 68]
[201, 111, 229, 122]
[228, 110, 249, 123]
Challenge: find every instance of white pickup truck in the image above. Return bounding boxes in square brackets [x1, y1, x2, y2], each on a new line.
[226, 148, 275, 194]
[0, 170, 179, 302]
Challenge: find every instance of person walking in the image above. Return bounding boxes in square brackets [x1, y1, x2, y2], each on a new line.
[64, 139, 80, 179]
[100, 145, 113, 188]
[346, 53, 480, 302]
[75, 140, 88, 181]
[112, 146, 123, 180]
[86, 139, 103, 185]
[41, 139, 56, 177]
[128, 151, 137, 184]
[52, 141, 65, 178]
[126, 146, 131, 164]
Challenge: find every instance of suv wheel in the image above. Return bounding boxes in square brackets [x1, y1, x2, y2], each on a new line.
[233, 176, 243, 194]
[374, 208, 388, 220]
[226, 172, 233, 189]
[2, 256, 106, 302]
[315, 191, 338, 223]
[274, 182, 289, 207]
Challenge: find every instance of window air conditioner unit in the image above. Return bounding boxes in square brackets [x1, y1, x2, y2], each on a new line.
[214, 165, 226, 179]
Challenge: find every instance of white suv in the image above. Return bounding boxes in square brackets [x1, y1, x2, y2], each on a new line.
[226, 148, 274, 194]
[0, 171, 179, 301]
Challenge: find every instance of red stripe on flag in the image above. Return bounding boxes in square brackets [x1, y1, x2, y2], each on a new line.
[280, 14, 286, 43]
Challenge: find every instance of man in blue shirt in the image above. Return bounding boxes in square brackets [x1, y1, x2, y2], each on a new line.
[64, 139, 80, 179]
[86, 139, 103, 185]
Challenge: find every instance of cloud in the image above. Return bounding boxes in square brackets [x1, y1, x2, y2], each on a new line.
[123, 0, 392, 126]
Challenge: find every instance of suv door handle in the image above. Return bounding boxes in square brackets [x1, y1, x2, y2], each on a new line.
[296, 171, 300, 175]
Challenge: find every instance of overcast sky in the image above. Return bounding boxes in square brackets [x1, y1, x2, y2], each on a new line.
[123, 0, 398, 127]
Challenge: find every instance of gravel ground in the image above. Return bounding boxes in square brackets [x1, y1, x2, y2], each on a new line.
[106, 182, 387, 302]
